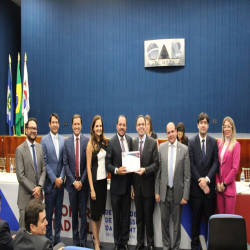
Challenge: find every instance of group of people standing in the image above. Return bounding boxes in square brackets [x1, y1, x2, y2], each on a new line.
[12, 111, 240, 250]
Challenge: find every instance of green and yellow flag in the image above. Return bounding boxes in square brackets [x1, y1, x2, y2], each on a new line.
[15, 58, 23, 136]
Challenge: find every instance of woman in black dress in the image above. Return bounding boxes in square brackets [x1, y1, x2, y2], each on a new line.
[86, 115, 108, 250]
[176, 122, 188, 146]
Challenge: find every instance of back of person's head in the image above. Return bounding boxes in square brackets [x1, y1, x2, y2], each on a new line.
[25, 199, 45, 233]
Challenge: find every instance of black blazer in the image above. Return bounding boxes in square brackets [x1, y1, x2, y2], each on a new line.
[0, 220, 13, 250]
[105, 134, 132, 195]
[132, 135, 159, 198]
[188, 134, 219, 199]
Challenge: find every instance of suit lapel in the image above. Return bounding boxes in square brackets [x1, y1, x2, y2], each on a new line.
[141, 135, 149, 162]
[24, 140, 36, 174]
[58, 135, 65, 161]
[115, 134, 123, 153]
[195, 135, 204, 165]
[49, 133, 58, 162]
[174, 141, 181, 176]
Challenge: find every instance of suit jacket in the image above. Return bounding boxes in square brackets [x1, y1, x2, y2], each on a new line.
[14, 228, 52, 250]
[63, 134, 89, 193]
[188, 134, 219, 199]
[15, 140, 46, 209]
[40, 133, 65, 193]
[155, 141, 190, 203]
[0, 220, 13, 250]
[132, 135, 159, 198]
[106, 134, 132, 195]
[216, 139, 241, 197]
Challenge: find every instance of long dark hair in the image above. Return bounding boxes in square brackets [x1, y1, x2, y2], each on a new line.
[176, 122, 188, 143]
[90, 115, 107, 151]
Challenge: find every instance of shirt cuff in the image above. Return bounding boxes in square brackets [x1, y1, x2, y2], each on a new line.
[114, 168, 118, 174]
[205, 176, 210, 184]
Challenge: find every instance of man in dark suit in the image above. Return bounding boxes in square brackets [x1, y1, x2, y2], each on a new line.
[15, 118, 46, 228]
[155, 122, 190, 250]
[14, 199, 64, 250]
[131, 115, 158, 250]
[106, 115, 132, 250]
[40, 113, 65, 245]
[63, 114, 89, 247]
[188, 112, 219, 250]
[0, 194, 15, 250]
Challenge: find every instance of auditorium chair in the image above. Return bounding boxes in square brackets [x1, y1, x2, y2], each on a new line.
[199, 214, 249, 250]
[63, 246, 93, 250]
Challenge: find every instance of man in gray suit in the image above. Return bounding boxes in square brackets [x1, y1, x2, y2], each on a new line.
[131, 115, 158, 250]
[155, 122, 190, 250]
[15, 118, 46, 228]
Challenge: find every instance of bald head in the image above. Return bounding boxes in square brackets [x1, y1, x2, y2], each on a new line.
[166, 122, 177, 144]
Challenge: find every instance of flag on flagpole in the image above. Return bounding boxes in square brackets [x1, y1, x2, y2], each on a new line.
[15, 55, 23, 136]
[6, 56, 14, 135]
[22, 54, 30, 124]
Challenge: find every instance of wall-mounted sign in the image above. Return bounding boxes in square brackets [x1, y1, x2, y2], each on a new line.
[144, 39, 185, 67]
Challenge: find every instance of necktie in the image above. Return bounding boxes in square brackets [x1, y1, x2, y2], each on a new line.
[54, 136, 59, 160]
[139, 141, 143, 160]
[75, 138, 79, 179]
[202, 139, 205, 161]
[31, 144, 38, 185]
[169, 144, 174, 187]
[121, 137, 125, 152]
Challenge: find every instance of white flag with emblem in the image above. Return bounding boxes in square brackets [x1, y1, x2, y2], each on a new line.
[22, 59, 30, 124]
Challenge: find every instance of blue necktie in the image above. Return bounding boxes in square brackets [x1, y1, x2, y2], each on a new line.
[202, 139, 205, 161]
[169, 144, 174, 187]
[31, 144, 38, 185]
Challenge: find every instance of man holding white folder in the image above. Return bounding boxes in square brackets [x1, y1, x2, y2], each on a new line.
[131, 115, 159, 250]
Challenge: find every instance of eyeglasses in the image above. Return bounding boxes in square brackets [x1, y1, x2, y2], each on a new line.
[26, 127, 37, 131]
[222, 125, 232, 130]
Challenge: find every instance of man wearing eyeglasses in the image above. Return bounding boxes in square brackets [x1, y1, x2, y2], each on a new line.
[15, 118, 46, 229]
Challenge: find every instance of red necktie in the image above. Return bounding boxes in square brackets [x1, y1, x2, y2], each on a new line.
[75, 138, 79, 179]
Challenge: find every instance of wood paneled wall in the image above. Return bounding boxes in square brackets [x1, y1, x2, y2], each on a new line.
[1, 136, 249, 181]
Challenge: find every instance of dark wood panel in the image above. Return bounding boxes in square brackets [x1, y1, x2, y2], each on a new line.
[1, 137, 249, 181]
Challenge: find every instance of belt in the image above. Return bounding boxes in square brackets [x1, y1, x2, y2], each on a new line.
[167, 186, 174, 189]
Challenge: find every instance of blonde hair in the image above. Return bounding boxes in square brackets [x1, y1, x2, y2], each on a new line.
[219, 116, 237, 152]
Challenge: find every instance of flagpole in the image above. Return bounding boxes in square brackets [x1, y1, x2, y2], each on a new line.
[23, 52, 27, 133]
[9, 54, 16, 136]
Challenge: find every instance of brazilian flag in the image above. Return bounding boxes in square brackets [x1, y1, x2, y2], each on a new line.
[15, 60, 23, 136]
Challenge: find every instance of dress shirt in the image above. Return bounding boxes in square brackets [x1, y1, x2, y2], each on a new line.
[50, 132, 59, 159]
[198, 134, 210, 183]
[168, 139, 177, 182]
[117, 133, 129, 152]
[199, 134, 207, 154]
[138, 133, 146, 152]
[73, 134, 81, 178]
[26, 139, 37, 163]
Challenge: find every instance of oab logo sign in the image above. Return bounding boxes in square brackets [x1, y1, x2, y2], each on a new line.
[144, 39, 185, 67]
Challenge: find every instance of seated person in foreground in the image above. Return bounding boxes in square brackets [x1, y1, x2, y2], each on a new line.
[0, 194, 15, 250]
[14, 199, 65, 250]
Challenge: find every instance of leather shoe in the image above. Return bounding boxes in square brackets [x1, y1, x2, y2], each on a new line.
[135, 244, 144, 250]
[123, 244, 130, 250]
[114, 245, 120, 250]
[148, 246, 155, 250]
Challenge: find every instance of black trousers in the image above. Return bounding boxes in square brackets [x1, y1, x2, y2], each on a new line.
[190, 194, 216, 250]
[111, 190, 131, 246]
[134, 189, 155, 247]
